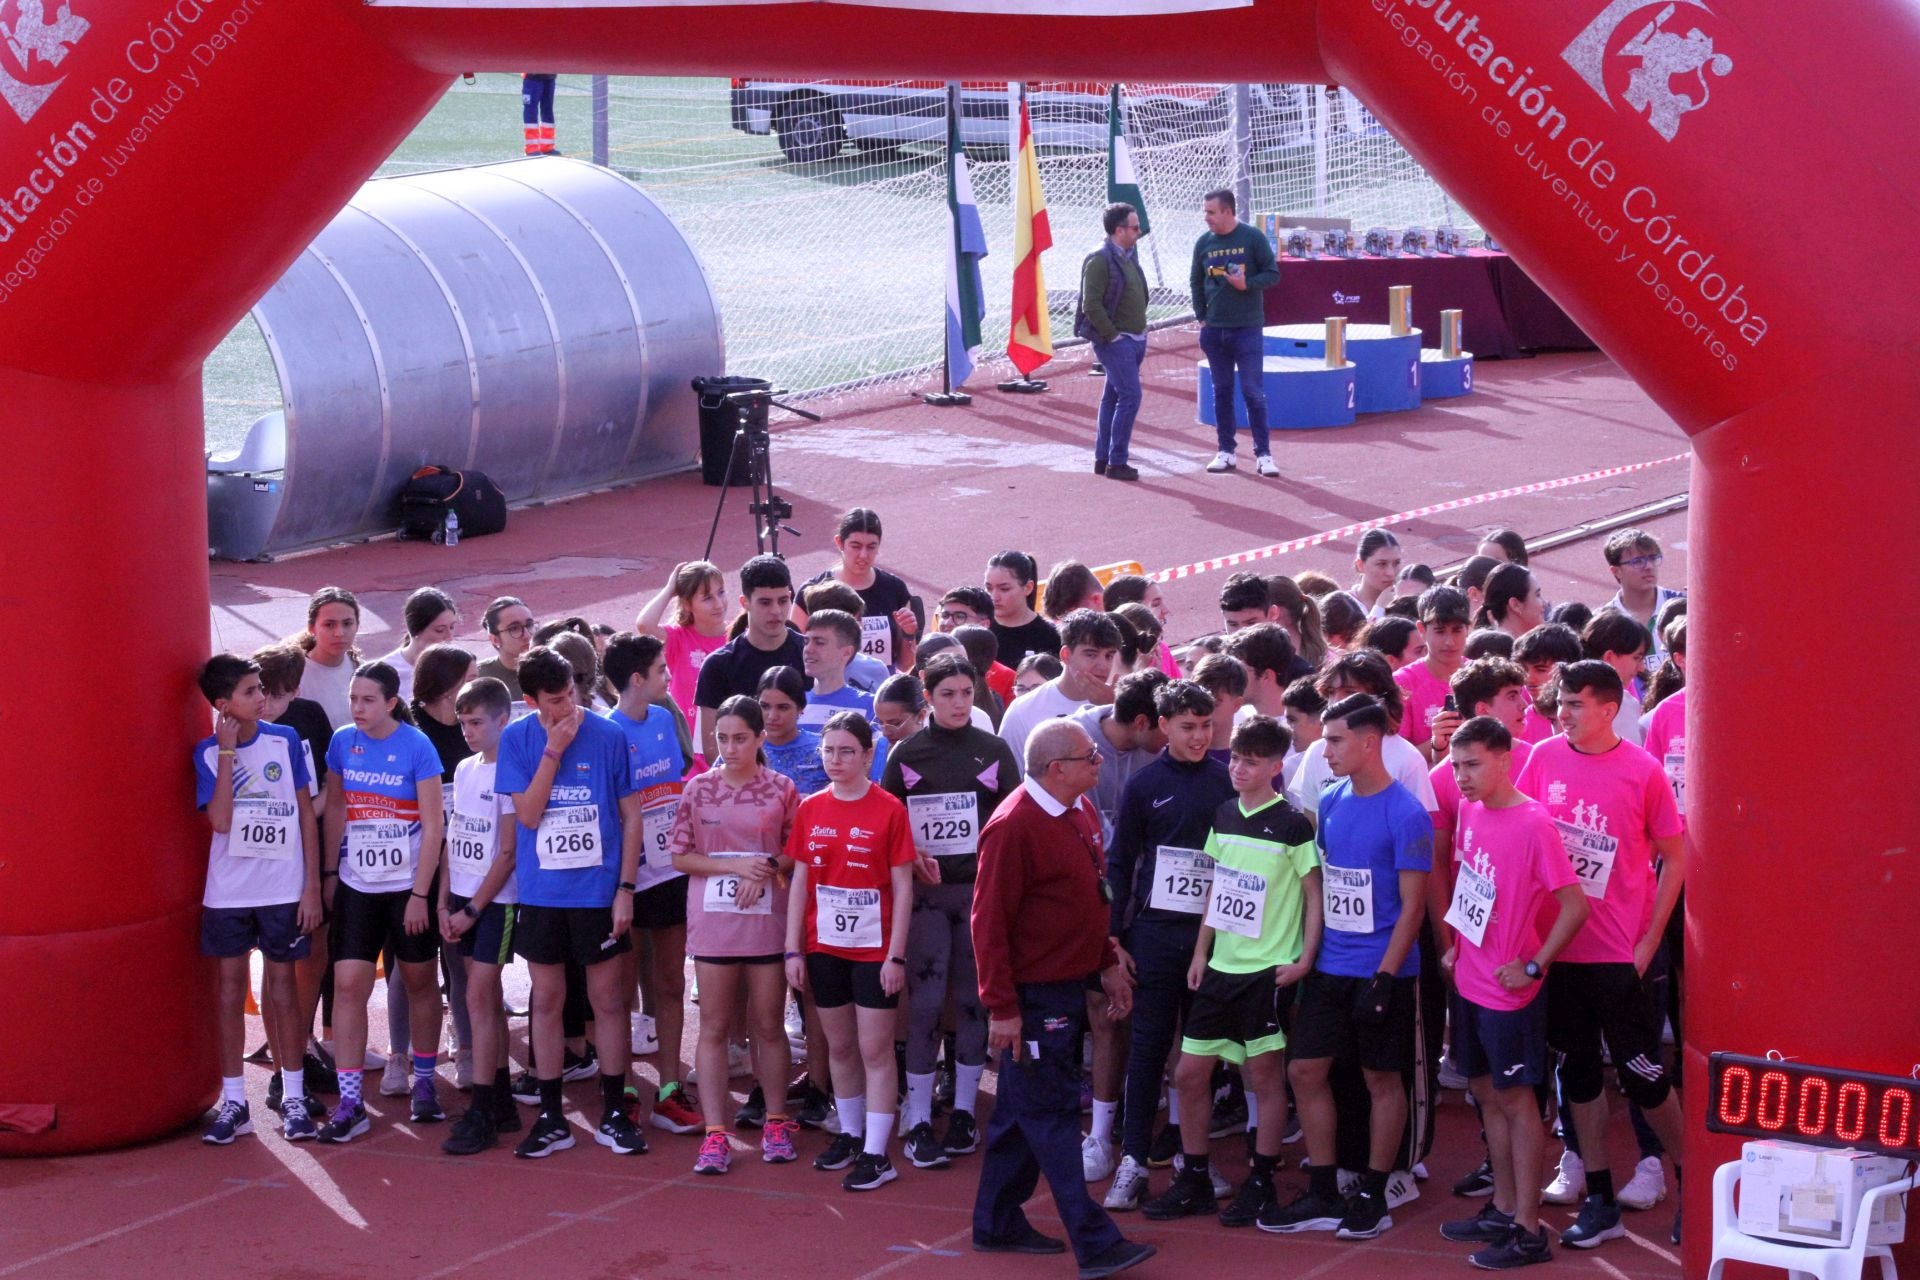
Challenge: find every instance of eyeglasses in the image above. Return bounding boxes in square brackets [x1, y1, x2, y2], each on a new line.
[496, 620, 537, 638]
[1051, 748, 1103, 766]
[819, 745, 866, 760]
[1619, 554, 1664, 570]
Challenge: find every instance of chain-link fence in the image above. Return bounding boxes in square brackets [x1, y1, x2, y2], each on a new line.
[203, 75, 1474, 452]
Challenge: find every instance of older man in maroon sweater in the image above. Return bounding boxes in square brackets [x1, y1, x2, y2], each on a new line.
[971, 720, 1154, 1280]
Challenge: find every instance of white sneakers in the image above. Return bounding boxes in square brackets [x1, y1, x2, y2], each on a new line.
[1543, 1148, 1587, 1205]
[1206, 451, 1279, 475]
[1104, 1155, 1148, 1209]
[1384, 1169, 1421, 1209]
[630, 1012, 658, 1056]
[379, 1054, 411, 1097]
[1618, 1155, 1669, 1210]
[686, 1042, 753, 1083]
[1083, 1133, 1117, 1183]
[1256, 454, 1280, 477]
[1206, 451, 1237, 473]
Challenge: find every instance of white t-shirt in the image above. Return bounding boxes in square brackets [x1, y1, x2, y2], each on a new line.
[447, 755, 518, 904]
[998, 678, 1093, 777]
[1613, 692, 1645, 747]
[195, 723, 311, 909]
[379, 648, 417, 702]
[298, 653, 358, 732]
[1288, 733, 1438, 822]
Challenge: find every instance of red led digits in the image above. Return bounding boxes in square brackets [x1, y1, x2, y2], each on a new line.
[1758, 1071, 1789, 1130]
[1708, 1053, 1920, 1159]
[1879, 1087, 1912, 1151]
[1718, 1064, 1752, 1126]
[1795, 1075, 1829, 1137]
[1835, 1081, 1867, 1142]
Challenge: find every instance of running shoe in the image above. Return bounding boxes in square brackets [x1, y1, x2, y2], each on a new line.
[280, 1096, 319, 1142]
[693, 1130, 731, 1175]
[596, 1109, 648, 1155]
[761, 1117, 800, 1164]
[442, 1106, 498, 1156]
[1441, 1203, 1516, 1244]
[561, 1045, 599, 1083]
[1206, 451, 1237, 473]
[1147, 1123, 1180, 1167]
[935, 1060, 956, 1108]
[1082, 1133, 1117, 1182]
[1219, 1173, 1275, 1228]
[1077, 1239, 1156, 1280]
[1542, 1149, 1586, 1205]
[514, 1113, 574, 1158]
[1281, 1112, 1302, 1145]
[1558, 1194, 1624, 1249]
[510, 1070, 542, 1105]
[1142, 1167, 1217, 1220]
[813, 1131, 859, 1171]
[1336, 1189, 1393, 1240]
[1618, 1155, 1668, 1209]
[735, 1084, 767, 1129]
[318, 1103, 370, 1145]
[651, 1083, 702, 1134]
[1208, 1095, 1248, 1138]
[1385, 1168, 1420, 1208]
[1257, 1188, 1346, 1234]
[795, 1089, 835, 1131]
[687, 1042, 752, 1083]
[1107, 464, 1141, 483]
[411, 1076, 446, 1123]
[492, 1090, 522, 1133]
[630, 1012, 658, 1055]
[942, 1109, 978, 1157]
[202, 1099, 252, 1145]
[379, 1055, 411, 1097]
[1471, 1224, 1553, 1269]
[843, 1151, 898, 1192]
[904, 1121, 951, 1170]
[303, 1051, 339, 1096]
[1174, 1152, 1232, 1199]
[454, 1048, 473, 1091]
[1255, 454, 1280, 478]
[1438, 1059, 1470, 1091]
[1453, 1156, 1496, 1197]
[972, 1224, 1067, 1254]
[1103, 1155, 1148, 1210]
[265, 1073, 283, 1114]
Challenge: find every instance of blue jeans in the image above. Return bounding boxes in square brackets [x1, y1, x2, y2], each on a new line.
[1198, 323, 1270, 456]
[1093, 333, 1146, 466]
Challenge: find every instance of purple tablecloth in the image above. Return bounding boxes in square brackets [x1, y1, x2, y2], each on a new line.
[1259, 251, 1590, 359]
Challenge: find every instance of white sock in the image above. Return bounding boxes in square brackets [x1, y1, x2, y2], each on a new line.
[955, 1062, 985, 1116]
[1091, 1098, 1118, 1146]
[221, 1075, 246, 1105]
[281, 1067, 306, 1104]
[864, 1110, 896, 1157]
[904, 1072, 935, 1130]
[1167, 1090, 1181, 1125]
[1246, 1092, 1259, 1131]
[836, 1093, 866, 1140]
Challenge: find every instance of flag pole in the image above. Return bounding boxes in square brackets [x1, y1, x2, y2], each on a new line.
[925, 80, 973, 407]
[999, 80, 1049, 395]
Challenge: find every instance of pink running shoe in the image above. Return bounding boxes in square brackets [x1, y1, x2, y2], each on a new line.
[761, 1117, 800, 1164]
[694, 1130, 731, 1176]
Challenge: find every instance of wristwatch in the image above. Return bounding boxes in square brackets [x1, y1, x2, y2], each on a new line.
[459, 903, 479, 920]
[1523, 960, 1543, 981]
[617, 880, 637, 893]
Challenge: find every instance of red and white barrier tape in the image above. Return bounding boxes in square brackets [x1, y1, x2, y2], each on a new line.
[1148, 453, 1690, 583]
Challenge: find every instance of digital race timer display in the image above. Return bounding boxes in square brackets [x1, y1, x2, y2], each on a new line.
[1708, 1053, 1920, 1160]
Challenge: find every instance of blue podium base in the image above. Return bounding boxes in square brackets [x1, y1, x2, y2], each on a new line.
[1196, 356, 1357, 431]
[1264, 322, 1423, 413]
[1419, 348, 1476, 398]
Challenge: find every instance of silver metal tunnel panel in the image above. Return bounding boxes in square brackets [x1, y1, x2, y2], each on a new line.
[207, 156, 723, 560]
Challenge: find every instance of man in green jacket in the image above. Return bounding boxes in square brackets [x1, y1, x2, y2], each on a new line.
[1078, 204, 1150, 483]
[1189, 188, 1281, 477]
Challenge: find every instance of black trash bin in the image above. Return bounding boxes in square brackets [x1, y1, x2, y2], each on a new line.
[692, 375, 771, 486]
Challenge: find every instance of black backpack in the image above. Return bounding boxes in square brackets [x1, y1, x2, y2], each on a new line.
[394, 465, 507, 542]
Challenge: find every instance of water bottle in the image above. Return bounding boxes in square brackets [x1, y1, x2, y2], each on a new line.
[443, 510, 460, 547]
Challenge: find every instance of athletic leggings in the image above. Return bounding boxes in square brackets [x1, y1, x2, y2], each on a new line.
[905, 880, 987, 1073]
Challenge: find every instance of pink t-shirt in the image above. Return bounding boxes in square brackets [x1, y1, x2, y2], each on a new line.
[1155, 641, 1181, 678]
[1395, 660, 1454, 750]
[1514, 736, 1682, 966]
[1643, 688, 1687, 822]
[1430, 737, 1534, 837]
[1451, 797, 1578, 1011]
[664, 625, 728, 720]
[668, 765, 798, 958]
[1518, 704, 1556, 744]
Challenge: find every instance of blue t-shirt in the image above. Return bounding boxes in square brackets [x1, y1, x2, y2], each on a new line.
[765, 728, 828, 798]
[325, 722, 445, 895]
[610, 705, 687, 889]
[498, 711, 635, 907]
[1315, 778, 1433, 978]
[798, 685, 891, 783]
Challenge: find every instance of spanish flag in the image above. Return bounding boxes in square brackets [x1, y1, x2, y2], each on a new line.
[1006, 83, 1054, 377]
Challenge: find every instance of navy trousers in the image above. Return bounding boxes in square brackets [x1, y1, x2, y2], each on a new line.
[974, 980, 1125, 1265]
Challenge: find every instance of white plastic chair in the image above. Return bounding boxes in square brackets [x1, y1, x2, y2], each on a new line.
[1708, 1157, 1911, 1280]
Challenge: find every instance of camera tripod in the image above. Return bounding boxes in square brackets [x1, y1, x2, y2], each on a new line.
[702, 385, 820, 563]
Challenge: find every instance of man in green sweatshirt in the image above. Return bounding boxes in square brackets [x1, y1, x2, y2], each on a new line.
[1078, 203, 1150, 483]
[1189, 188, 1281, 477]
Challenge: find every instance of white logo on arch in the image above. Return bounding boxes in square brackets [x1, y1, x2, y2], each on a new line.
[1562, 0, 1733, 142]
[0, 0, 88, 123]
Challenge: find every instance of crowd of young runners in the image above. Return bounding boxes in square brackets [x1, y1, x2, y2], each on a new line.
[193, 506, 1689, 1271]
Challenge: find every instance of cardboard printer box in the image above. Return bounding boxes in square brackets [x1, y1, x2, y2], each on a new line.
[1737, 1140, 1909, 1248]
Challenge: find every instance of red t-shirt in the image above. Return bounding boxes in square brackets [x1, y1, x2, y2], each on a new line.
[787, 784, 915, 961]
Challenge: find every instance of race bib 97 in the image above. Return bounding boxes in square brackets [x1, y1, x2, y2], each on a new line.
[815, 883, 882, 949]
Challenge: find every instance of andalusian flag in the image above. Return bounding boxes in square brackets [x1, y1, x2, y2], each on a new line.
[943, 84, 988, 389]
[1107, 84, 1151, 236]
[1006, 82, 1054, 377]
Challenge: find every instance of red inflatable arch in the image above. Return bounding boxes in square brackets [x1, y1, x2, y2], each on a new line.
[3, 0, 1916, 1266]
